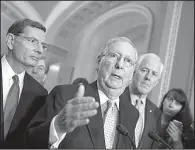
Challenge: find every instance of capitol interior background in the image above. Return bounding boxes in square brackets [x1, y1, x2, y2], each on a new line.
[1, 1, 194, 119]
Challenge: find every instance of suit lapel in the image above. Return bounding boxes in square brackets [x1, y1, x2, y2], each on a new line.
[8, 73, 34, 134]
[139, 99, 154, 148]
[85, 81, 106, 149]
[117, 87, 139, 148]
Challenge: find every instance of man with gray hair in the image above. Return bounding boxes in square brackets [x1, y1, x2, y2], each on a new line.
[26, 37, 139, 149]
[1, 18, 48, 148]
[129, 53, 164, 148]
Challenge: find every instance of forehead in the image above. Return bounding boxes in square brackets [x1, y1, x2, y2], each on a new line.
[22, 26, 46, 42]
[108, 41, 136, 59]
[140, 56, 161, 73]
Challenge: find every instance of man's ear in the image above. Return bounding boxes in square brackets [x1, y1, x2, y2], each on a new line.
[6, 33, 15, 50]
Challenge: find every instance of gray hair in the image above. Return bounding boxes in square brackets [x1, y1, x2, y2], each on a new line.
[97, 37, 138, 63]
[135, 53, 164, 77]
[7, 18, 46, 35]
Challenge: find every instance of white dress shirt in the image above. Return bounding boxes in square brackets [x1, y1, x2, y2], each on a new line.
[1, 55, 25, 110]
[130, 93, 146, 143]
[49, 82, 120, 148]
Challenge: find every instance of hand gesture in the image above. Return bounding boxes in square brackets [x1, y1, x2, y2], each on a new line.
[167, 121, 183, 142]
[55, 84, 99, 134]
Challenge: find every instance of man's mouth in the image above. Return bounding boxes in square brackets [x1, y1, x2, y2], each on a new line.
[141, 82, 150, 87]
[111, 74, 122, 80]
[31, 56, 39, 61]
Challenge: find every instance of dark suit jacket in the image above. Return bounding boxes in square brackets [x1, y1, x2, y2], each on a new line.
[0, 72, 48, 148]
[129, 94, 162, 149]
[26, 81, 139, 149]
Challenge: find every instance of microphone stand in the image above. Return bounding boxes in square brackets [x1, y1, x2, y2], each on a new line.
[159, 139, 172, 149]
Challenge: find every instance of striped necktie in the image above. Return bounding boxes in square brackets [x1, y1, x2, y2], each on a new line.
[4, 75, 20, 139]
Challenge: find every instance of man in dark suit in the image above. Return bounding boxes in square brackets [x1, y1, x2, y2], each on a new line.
[26, 37, 139, 149]
[129, 53, 164, 148]
[1, 19, 48, 148]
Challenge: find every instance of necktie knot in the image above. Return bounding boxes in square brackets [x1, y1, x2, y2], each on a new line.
[135, 99, 142, 108]
[107, 100, 114, 108]
[12, 75, 19, 84]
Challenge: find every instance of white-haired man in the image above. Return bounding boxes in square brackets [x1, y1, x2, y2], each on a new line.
[26, 37, 139, 149]
[129, 53, 164, 148]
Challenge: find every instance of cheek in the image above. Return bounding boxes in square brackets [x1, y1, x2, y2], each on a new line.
[124, 68, 134, 81]
[99, 61, 114, 77]
[134, 74, 142, 85]
[175, 106, 182, 113]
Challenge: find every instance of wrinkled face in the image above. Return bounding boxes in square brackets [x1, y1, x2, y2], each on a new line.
[27, 59, 46, 83]
[132, 56, 161, 95]
[10, 26, 46, 67]
[97, 41, 137, 93]
[162, 92, 183, 117]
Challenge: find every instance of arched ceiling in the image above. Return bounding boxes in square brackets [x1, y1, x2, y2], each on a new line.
[1, 1, 166, 79]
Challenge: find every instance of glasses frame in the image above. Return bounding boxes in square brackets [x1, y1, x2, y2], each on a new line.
[103, 52, 136, 67]
[13, 34, 47, 51]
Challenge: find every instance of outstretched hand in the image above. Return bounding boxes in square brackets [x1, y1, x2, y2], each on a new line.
[55, 84, 99, 134]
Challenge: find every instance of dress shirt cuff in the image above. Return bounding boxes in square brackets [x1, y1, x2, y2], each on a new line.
[49, 115, 66, 149]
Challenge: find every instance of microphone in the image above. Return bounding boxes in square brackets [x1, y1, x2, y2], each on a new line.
[116, 124, 136, 149]
[148, 132, 172, 149]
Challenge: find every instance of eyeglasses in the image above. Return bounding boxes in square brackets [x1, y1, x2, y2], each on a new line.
[14, 34, 47, 51]
[104, 52, 136, 67]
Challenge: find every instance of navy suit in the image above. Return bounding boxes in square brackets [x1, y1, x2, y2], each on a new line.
[26, 81, 139, 149]
[0, 72, 48, 148]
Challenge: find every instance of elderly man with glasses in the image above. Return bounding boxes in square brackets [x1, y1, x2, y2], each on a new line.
[26, 37, 139, 149]
[0, 18, 48, 148]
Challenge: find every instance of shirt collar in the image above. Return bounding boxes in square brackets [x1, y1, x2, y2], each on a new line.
[130, 92, 147, 107]
[2, 55, 25, 85]
[97, 82, 120, 110]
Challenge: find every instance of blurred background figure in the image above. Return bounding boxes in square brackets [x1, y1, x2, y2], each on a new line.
[72, 77, 89, 85]
[156, 88, 193, 149]
[27, 57, 49, 85]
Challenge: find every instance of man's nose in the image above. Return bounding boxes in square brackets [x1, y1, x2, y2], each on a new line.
[145, 72, 152, 80]
[115, 57, 125, 69]
[34, 44, 43, 54]
[32, 68, 37, 74]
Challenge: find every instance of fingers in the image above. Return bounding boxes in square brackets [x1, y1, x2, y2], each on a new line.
[74, 84, 85, 98]
[71, 101, 99, 112]
[70, 109, 98, 120]
[68, 97, 95, 105]
[169, 121, 182, 131]
[167, 121, 182, 135]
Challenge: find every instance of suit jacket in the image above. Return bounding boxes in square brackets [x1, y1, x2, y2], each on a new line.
[0, 72, 48, 148]
[129, 93, 162, 149]
[26, 81, 139, 149]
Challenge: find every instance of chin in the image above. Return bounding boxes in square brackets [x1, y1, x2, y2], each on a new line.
[107, 82, 123, 89]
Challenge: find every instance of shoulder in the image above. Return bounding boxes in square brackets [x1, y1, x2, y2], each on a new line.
[146, 98, 162, 115]
[24, 73, 48, 94]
